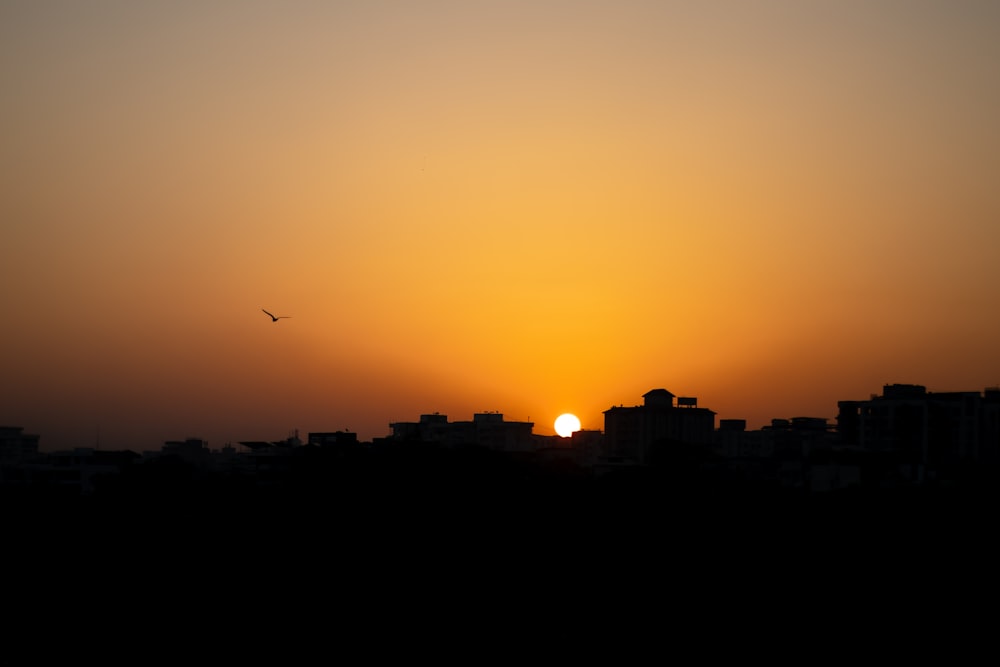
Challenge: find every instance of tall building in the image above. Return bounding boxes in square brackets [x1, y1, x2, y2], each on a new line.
[602, 388, 715, 464]
[0, 426, 40, 464]
[837, 384, 1000, 479]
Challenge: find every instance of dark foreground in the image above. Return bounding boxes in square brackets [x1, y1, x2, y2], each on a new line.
[7, 444, 998, 558]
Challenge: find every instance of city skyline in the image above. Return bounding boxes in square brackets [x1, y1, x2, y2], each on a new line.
[4, 2, 999, 453]
[10, 379, 1000, 454]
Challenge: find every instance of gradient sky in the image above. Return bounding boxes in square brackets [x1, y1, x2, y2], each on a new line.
[3, 0, 999, 451]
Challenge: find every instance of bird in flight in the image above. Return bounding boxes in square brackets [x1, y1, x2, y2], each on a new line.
[262, 308, 291, 322]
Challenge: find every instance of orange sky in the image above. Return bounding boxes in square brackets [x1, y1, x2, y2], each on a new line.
[3, 1, 999, 451]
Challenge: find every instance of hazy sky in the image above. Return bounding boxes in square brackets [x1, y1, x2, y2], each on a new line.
[3, 0, 999, 451]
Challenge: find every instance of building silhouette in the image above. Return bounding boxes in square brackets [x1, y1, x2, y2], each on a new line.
[712, 415, 846, 491]
[308, 431, 359, 448]
[0, 426, 40, 464]
[388, 412, 535, 452]
[837, 383, 1000, 482]
[1, 443, 138, 496]
[602, 388, 715, 465]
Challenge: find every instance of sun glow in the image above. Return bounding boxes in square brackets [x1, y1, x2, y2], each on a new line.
[554, 413, 581, 438]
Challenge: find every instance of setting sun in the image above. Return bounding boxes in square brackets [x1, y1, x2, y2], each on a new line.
[554, 413, 581, 438]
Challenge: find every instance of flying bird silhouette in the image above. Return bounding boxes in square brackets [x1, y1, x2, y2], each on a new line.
[262, 308, 291, 322]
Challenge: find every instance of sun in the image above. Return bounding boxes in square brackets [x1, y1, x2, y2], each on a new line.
[554, 413, 582, 438]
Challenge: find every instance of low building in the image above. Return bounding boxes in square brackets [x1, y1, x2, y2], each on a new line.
[389, 412, 535, 452]
[1, 447, 139, 495]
